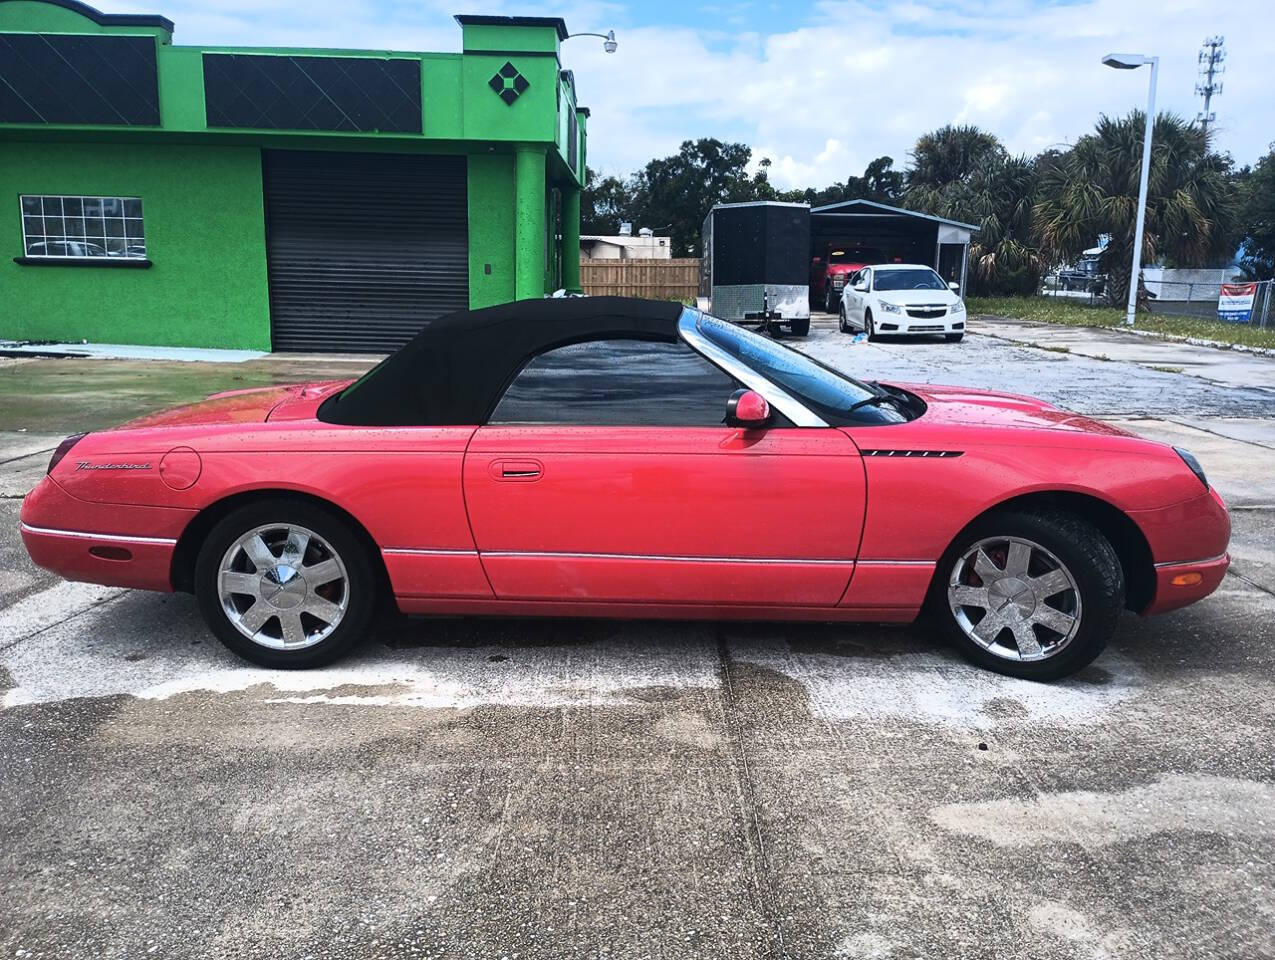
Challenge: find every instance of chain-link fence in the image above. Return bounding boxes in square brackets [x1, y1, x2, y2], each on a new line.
[1042, 274, 1275, 327]
[1142, 278, 1273, 326]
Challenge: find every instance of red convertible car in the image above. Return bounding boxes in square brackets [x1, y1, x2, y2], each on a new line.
[21, 298, 1229, 680]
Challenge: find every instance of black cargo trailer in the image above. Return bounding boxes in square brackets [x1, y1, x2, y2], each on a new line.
[699, 201, 811, 336]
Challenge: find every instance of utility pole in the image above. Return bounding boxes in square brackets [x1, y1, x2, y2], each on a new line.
[1196, 36, 1225, 136]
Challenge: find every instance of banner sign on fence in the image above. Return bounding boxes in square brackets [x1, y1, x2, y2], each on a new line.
[1219, 282, 1257, 323]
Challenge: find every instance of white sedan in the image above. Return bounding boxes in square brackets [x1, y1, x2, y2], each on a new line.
[838, 264, 966, 342]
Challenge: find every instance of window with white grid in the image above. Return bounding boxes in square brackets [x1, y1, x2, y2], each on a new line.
[20, 195, 146, 260]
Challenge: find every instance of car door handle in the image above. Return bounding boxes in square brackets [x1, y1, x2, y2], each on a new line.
[490, 459, 543, 481]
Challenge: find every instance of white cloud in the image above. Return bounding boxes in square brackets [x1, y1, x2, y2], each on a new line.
[570, 0, 1275, 187]
[107, 0, 1275, 189]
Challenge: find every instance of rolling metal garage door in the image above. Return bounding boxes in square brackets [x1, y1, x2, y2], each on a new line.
[263, 150, 469, 353]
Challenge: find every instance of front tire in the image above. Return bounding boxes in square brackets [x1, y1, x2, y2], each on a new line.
[945, 333, 964, 343]
[865, 310, 878, 342]
[194, 498, 378, 668]
[931, 509, 1124, 681]
[838, 305, 849, 333]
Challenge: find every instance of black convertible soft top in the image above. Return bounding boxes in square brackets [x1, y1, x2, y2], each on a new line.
[319, 297, 684, 426]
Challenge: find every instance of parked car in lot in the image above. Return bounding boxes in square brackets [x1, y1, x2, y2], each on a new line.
[840, 263, 967, 341]
[811, 245, 882, 313]
[1057, 255, 1105, 293]
[21, 298, 1229, 681]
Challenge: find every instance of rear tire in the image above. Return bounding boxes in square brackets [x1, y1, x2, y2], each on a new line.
[789, 316, 810, 337]
[945, 333, 964, 343]
[930, 508, 1124, 681]
[194, 498, 378, 669]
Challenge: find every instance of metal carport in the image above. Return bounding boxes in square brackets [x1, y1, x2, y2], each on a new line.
[809, 199, 977, 297]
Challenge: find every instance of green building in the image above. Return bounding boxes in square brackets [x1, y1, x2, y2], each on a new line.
[0, 0, 589, 352]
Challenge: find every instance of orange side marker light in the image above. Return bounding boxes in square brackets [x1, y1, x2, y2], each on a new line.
[1171, 572, 1204, 587]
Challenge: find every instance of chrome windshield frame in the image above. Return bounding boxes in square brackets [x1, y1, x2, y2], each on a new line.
[677, 307, 829, 428]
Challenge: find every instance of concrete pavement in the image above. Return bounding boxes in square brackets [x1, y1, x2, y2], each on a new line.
[975, 315, 1275, 391]
[2, 316, 1274, 958]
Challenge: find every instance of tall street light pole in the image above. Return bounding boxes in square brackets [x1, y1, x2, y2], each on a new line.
[1102, 53, 1158, 326]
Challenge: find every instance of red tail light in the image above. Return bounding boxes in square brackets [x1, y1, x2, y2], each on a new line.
[48, 433, 86, 474]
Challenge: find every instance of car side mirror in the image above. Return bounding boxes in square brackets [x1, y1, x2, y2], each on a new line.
[853, 280, 868, 292]
[948, 281, 960, 292]
[726, 388, 771, 429]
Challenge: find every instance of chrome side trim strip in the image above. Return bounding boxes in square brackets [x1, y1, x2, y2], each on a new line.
[481, 550, 853, 565]
[855, 559, 935, 567]
[383, 548, 929, 566]
[677, 308, 829, 428]
[1154, 553, 1228, 569]
[19, 522, 177, 546]
[383, 548, 478, 557]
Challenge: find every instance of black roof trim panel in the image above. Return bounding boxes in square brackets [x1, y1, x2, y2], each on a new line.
[8, 0, 174, 32]
[320, 297, 682, 426]
[453, 15, 569, 40]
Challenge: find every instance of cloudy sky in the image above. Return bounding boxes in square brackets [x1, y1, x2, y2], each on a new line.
[119, 0, 1272, 189]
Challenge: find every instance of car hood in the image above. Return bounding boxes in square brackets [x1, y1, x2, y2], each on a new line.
[113, 381, 348, 430]
[887, 382, 1137, 436]
[874, 289, 958, 306]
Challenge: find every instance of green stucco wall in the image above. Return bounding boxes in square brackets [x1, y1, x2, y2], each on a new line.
[513, 146, 547, 300]
[467, 153, 516, 309]
[0, 3, 589, 349]
[0, 141, 271, 349]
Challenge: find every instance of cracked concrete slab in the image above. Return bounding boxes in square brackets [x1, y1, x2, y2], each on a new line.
[800, 314, 1275, 418]
[2, 315, 1274, 959]
[975, 315, 1275, 391]
[0, 449, 56, 499]
[930, 773, 1275, 847]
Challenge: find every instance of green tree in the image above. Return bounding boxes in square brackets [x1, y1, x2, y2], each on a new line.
[629, 138, 769, 256]
[579, 165, 633, 236]
[1034, 111, 1238, 305]
[902, 126, 1043, 294]
[1237, 149, 1275, 279]
[785, 156, 904, 207]
[851, 155, 904, 205]
[906, 124, 1002, 195]
[963, 153, 1044, 295]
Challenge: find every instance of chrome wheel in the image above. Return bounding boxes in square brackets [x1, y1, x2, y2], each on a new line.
[947, 535, 1082, 662]
[217, 523, 349, 651]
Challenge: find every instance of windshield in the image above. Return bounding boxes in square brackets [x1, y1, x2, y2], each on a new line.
[694, 313, 910, 425]
[873, 268, 948, 292]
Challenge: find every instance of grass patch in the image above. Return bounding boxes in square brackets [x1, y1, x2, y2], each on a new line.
[0, 354, 373, 434]
[1149, 365, 1185, 374]
[969, 295, 1275, 350]
[1038, 344, 1071, 354]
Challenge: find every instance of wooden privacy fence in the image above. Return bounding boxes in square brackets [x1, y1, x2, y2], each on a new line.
[579, 258, 701, 302]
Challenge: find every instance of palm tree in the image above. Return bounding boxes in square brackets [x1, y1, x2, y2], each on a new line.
[904, 126, 1044, 294]
[1034, 111, 1237, 307]
[906, 124, 1003, 196]
[963, 153, 1044, 295]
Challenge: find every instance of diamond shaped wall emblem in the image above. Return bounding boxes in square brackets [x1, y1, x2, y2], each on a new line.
[488, 61, 529, 105]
